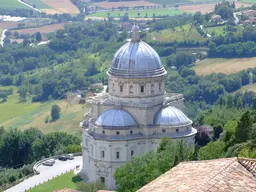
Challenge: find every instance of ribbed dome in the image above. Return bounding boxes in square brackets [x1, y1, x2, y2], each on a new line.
[155, 106, 192, 126]
[95, 109, 136, 127]
[107, 25, 166, 78]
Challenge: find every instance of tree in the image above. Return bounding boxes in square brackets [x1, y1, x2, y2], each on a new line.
[35, 32, 42, 42]
[236, 111, 252, 143]
[18, 86, 28, 102]
[137, 12, 140, 17]
[237, 96, 243, 109]
[51, 104, 61, 121]
[198, 140, 225, 160]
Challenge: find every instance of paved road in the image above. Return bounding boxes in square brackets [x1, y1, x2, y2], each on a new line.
[16, 0, 42, 12]
[5, 156, 83, 192]
[0, 29, 7, 47]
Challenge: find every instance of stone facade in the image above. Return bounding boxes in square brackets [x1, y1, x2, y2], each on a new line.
[80, 25, 197, 189]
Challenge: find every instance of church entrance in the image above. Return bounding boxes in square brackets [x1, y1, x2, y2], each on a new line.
[100, 176, 105, 184]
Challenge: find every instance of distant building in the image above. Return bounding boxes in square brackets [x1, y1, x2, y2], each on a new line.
[242, 9, 256, 24]
[80, 25, 196, 190]
[137, 157, 256, 192]
[90, 82, 104, 90]
[242, 9, 256, 17]
[211, 14, 223, 24]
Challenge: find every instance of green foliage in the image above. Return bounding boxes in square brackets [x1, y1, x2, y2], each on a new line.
[0, 128, 80, 167]
[64, 144, 82, 153]
[198, 140, 225, 160]
[236, 111, 253, 143]
[76, 180, 105, 192]
[239, 147, 256, 158]
[114, 139, 192, 192]
[51, 104, 61, 121]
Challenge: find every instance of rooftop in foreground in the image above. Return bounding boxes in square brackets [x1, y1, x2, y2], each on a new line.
[137, 157, 256, 192]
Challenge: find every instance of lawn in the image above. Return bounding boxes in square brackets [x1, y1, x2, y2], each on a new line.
[205, 25, 226, 36]
[239, 83, 256, 93]
[23, 0, 51, 9]
[29, 171, 81, 192]
[240, 0, 256, 3]
[0, 0, 29, 9]
[147, 24, 206, 43]
[87, 8, 184, 18]
[193, 57, 256, 76]
[0, 86, 87, 135]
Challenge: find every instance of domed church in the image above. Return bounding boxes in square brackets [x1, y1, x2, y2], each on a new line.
[80, 25, 197, 189]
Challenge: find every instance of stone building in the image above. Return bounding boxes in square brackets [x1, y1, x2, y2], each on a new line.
[80, 25, 197, 189]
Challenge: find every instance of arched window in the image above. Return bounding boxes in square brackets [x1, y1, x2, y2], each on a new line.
[129, 85, 134, 95]
[112, 83, 115, 93]
[120, 84, 123, 93]
[159, 82, 162, 92]
[141, 85, 144, 93]
[151, 84, 155, 94]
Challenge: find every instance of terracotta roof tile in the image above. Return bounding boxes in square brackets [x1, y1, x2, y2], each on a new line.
[137, 158, 256, 192]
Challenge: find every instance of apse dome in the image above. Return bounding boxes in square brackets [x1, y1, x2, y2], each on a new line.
[155, 106, 192, 126]
[95, 109, 136, 127]
[107, 25, 166, 78]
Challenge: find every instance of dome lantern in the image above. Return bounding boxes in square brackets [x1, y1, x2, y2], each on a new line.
[131, 25, 141, 43]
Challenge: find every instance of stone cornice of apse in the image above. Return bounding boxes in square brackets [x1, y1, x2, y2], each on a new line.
[86, 128, 197, 141]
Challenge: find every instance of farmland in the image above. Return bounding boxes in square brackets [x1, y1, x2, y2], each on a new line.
[40, 0, 80, 14]
[147, 24, 206, 43]
[92, 0, 158, 9]
[147, 0, 188, 4]
[193, 58, 256, 76]
[0, 0, 28, 9]
[87, 8, 184, 18]
[11, 23, 65, 35]
[23, 0, 50, 9]
[0, 21, 18, 29]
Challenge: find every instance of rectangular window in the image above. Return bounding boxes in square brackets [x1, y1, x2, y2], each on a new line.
[102, 131, 105, 134]
[116, 131, 120, 135]
[101, 150, 105, 158]
[141, 86, 144, 93]
[116, 151, 120, 159]
[100, 177, 105, 184]
[130, 130, 133, 135]
[120, 85, 123, 93]
[162, 129, 166, 133]
[176, 129, 179, 132]
[131, 150, 134, 157]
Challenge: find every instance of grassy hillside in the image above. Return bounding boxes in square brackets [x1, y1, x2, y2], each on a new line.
[87, 8, 184, 18]
[0, 86, 87, 135]
[0, 0, 29, 9]
[193, 58, 256, 75]
[23, 0, 51, 9]
[147, 24, 206, 43]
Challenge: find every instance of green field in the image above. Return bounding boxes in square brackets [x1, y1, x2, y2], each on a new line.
[0, 0, 29, 9]
[87, 8, 184, 18]
[147, 24, 206, 43]
[193, 57, 256, 75]
[29, 171, 81, 192]
[147, 0, 189, 4]
[205, 25, 226, 36]
[239, 0, 256, 3]
[23, 0, 50, 9]
[0, 86, 87, 135]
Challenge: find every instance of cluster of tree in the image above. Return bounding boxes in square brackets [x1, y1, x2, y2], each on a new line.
[0, 127, 81, 168]
[165, 53, 196, 69]
[214, 1, 235, 20]
[0, 164, 33, 189]
[114, 138, 193, 192]
[208, 41, 256, 58]
[0, 88, 13, 102]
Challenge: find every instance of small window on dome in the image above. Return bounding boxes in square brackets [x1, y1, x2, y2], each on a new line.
[162, 129, 166, 133]
[120, 85, 123, 93]
[130, 130, 133, 135]
[159, 82, 161, 92]
[176, 129, 179, 132]
[102, 131, 105, 134]
[141, 86, 144, 93]
[116, 131, 120, 135]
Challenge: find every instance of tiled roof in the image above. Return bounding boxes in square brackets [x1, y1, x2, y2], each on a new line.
[137, 158, 256, 192]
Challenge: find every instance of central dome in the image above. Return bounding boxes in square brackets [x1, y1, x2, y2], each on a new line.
[107, 25, 166, 78]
